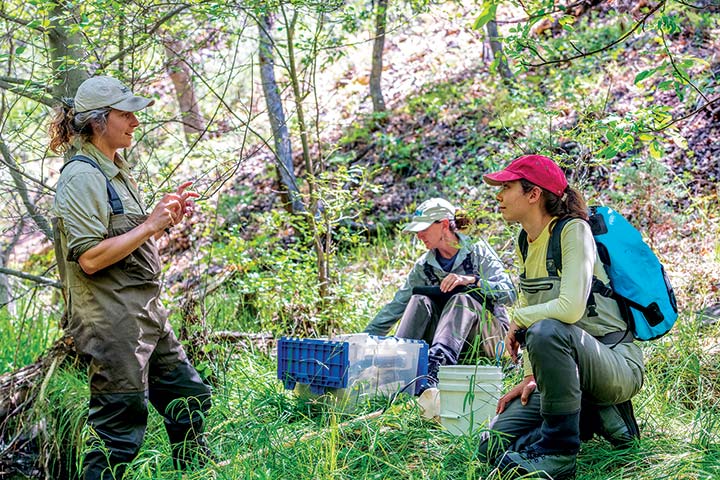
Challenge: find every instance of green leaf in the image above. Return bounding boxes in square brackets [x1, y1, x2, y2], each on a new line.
[649, 141, 664, 159]
[599, 146, 618, 159]
[472, 2, 497, 30]
[634, 68, 656, 84]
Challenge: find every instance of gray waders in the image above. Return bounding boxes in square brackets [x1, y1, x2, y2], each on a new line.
[54, 211, 211, 480]
[395, 293, 508, 384]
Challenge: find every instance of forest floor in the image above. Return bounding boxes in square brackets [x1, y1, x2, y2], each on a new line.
[212, 2, 719, 234]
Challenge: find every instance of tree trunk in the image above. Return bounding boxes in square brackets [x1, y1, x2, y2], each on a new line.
[0, 255, 13, 315]
[46, 0, 89, 99]
[257, 13, 304, 214]
[163, 38, 207, 142]
[486, 19, 514, 83]
[283, 8, 330, 301]
[370, 0, 388, 113]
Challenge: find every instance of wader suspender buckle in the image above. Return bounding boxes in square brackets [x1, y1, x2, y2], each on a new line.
[61, 155, 124, 215]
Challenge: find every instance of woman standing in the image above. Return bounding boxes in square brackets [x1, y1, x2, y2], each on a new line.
[364, 198, 516, 386]
[479, 155, 643, 479]
[50, 76, 211, 479]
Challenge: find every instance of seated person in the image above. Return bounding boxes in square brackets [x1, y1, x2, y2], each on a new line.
[364, 198, 516, 386]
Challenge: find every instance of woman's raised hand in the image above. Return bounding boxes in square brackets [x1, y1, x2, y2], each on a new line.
[147, 181, 199, 234]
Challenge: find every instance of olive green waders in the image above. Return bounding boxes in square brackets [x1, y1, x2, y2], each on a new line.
[478, 272, 643, 466]
[54, 210, 211, 480]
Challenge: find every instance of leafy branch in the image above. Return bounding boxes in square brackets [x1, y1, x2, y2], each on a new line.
[96, 3, 199, 71]
[0, 79, 55, 107]
[659, 29, 709, 103]
[524, 1, 665, 68]
[0, 9, 46, 32]
[644, 95, 720, 132]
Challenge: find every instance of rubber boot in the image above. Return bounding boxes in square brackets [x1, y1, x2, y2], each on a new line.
[83, 392, 147, 480]
[596, 400, 640, 448]
[425, 350, 446, 390]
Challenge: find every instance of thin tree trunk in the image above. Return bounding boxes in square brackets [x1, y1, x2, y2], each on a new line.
[283, 8, 329, 300]
[163, 38, 207, 141]
[46, 0, 88, 98]
[486, 19, 514, 83]
[257, 13, 304, 214]
[0, 256, 12, 313]
[370, 0, 388, 112]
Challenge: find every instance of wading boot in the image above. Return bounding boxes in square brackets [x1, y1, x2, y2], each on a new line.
[596, 400, 640, 448]
[496, 412, 579, 479]
[496, 449, 577, 479]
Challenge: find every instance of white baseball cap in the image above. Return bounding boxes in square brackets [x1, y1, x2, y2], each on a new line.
[74, 76, 154, 113]
[402, 198, 456, 233]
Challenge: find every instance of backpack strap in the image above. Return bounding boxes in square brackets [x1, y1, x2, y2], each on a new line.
[61, 155, 124, 215]
[547, 217, 573, 276]
[518, 230, 529, 279]
[518, 217, 572, 278]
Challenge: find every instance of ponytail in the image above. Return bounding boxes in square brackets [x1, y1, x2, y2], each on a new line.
[49, 98, 76, 154]
[48, 98, 111, 154]
[452, 209, 472, 231]
[520, 179, 588, 221]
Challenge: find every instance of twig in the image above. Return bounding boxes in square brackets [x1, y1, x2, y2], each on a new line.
[642, 95, 720, 132]
[0, 267, 61, 289]
[659, 30, 709, 103]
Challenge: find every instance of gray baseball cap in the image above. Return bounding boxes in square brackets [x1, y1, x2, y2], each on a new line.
[74, 76, 154, 113]
[402, 198, 456, 233]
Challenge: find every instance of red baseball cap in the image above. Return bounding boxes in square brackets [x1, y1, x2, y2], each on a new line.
[483, 154, 568, 197]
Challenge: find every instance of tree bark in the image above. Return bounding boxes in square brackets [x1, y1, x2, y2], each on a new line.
[486, 19, 514, 83]
[0, 256, 12, 313]
[257, 13, 304, 214]
[370, 0, 388, 113]
[163, 38, 207, 141]
[46, 0, 89, 99]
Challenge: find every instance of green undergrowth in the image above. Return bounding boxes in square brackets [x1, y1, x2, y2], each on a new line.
[32, 314, 717, 480]
[15, 217, 715, 479]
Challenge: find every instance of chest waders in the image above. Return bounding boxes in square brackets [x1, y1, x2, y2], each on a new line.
[487, 231, 643, 475]
[54, 156, 211, 480]
[401, 252, 508, 373]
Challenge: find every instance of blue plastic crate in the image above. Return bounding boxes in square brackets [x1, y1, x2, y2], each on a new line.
[277, 336, 429, 396]
[277, 338, 349, 394]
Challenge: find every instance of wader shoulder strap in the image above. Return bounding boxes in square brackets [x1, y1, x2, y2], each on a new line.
[423, 262, 440, 286]
[61, 155, 124, 215]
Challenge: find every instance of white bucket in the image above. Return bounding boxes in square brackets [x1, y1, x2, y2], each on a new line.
[438, 365, 502, 436]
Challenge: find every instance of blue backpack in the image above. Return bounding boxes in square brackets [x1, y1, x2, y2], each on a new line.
[519, 206, 678, 341]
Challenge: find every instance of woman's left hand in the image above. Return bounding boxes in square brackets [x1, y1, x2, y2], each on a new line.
[439, 273, 475, 293]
